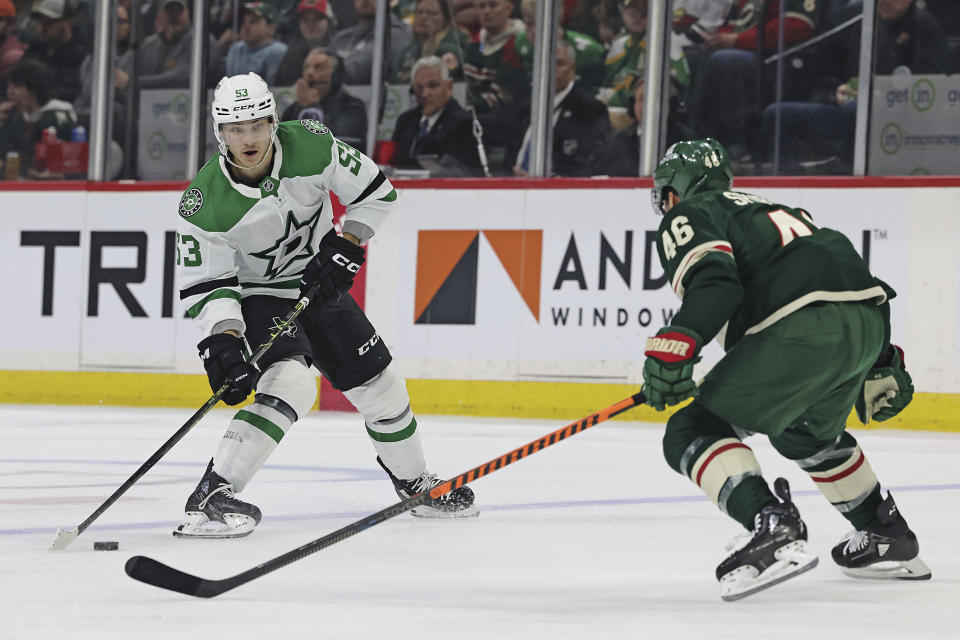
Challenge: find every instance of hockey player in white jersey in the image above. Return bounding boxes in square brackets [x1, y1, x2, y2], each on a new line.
[174, 73, 478, 538]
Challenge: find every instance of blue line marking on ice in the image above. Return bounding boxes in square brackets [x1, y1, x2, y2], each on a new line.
[3, 483, 957, 538]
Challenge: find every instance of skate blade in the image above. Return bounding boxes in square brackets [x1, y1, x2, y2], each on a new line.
[841, 556, 931, 581]
[411, 503, 480, 519]
[173, 513, 257, 539]
[720, 541, 819, 601]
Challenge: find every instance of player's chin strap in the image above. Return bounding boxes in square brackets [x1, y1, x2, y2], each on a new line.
[221, 137, 276, 171]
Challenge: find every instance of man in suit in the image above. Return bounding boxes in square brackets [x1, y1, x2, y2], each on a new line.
[390, 55, 481, 176]
[512, 39, 611, 177]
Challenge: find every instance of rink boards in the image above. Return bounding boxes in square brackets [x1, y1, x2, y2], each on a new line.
[1, 178, 958, 431]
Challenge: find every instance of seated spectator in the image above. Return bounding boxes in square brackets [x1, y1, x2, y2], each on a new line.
[671, 0, 733, 47]
[463, 0, 528, 159]
[274, 0, 335, 86]
[23, 0, 88, 103]
[0, 57, 77, 179]
[391, 55, 481, 175]
[226, 2, 288, 85]
[392, 0, 418, 24]
[329, 0, 413, 84]
[391, 0, 470, 84]
[328, 0, 358, 30]
[762, 0, 955, 174]
[602, 0, 689, 108]
[593, 74, 695, 176]
[511, 39, 610, 177]
[74, 2, 133, 133]
[208, 0, 240, 59]
[0, 0, 26, 87]
[452, 0, 481, 43]
[279, 47, 367, 148]
[686, 0, 820, 159]
[516, 0, 605, 96]
[563, 0, 621, 47]
[138, 0, 220, 89]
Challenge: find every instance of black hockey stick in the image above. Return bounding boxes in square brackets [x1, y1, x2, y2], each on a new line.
[50, 284, 324, 551]
[124, 391, 647, 597]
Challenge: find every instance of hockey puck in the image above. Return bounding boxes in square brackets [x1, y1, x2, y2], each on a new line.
[93, 541, 119, 551]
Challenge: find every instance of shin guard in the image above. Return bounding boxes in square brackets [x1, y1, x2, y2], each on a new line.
[791, 432, 882, 530]
[343, 364, 426, 480]
[214, 359, 316, 491]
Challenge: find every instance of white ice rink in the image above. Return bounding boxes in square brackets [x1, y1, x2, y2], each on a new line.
[1, 404, 958, 640]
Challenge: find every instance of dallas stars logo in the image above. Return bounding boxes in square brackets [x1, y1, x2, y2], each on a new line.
[270, 316, 297, 338]
[250, 206, 322, 279]
[300, 119, 329, 136]
[261, 178, 275, 193]
[179, 188, 203, 217]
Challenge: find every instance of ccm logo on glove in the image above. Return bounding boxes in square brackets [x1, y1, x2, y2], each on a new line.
[333, 253, 361, 273]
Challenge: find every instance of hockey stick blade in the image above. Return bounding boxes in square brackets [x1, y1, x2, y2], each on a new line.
[50, 527, 79, 551]
[125, 391, 645, 597]
[125, 556, 216, 598]
[49, 284, 324, 551]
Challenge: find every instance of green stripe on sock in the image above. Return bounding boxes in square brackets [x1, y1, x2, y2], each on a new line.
[366, 417, 417, 443]
[236, 409, 285, 443]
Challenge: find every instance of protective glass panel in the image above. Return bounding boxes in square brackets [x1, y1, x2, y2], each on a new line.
[671, 0, 864, 177]
[0, 3, 93, 181]
[866, 0, 960, 175]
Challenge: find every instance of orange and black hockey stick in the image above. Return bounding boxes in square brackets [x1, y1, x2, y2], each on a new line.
[125, 390, 647, 598]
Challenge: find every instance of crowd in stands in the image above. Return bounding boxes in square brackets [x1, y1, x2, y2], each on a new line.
[0, 0, 957, 181]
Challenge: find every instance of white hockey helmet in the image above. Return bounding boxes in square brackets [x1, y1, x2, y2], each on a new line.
[211, 73, 279, 158]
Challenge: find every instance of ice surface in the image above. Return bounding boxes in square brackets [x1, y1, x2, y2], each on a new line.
[1, 405, 957, 639]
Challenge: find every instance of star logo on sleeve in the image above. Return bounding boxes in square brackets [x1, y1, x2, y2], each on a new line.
[250, 206, 323, 279]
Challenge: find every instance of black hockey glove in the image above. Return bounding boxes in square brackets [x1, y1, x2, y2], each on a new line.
[197, 334, 259, 406]
[855, 344, 914, 424]
[299, 233, 365, 303]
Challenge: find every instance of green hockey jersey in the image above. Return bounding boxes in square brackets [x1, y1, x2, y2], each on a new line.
[176, 119, 397, 337]
[656, 189, 891, 350]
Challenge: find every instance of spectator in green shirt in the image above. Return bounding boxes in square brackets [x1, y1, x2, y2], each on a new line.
[0, 57, 77, 179]
[390, 0, 470, 84]
[515, 0, 605, 97]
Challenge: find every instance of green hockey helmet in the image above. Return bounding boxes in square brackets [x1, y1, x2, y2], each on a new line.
[651, 138, 733, 215]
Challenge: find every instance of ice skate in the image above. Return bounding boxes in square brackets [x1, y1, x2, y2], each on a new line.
[716, 478, 818, 601]
[832, 492, 931, 580]
[173, 459, 262, 538]
[377, 457, 479, 518]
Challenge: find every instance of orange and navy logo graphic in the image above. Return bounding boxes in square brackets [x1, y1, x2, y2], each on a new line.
[415, 230, 542, 325]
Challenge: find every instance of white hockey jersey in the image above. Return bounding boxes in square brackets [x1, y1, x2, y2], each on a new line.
[176, 119, 396, 337]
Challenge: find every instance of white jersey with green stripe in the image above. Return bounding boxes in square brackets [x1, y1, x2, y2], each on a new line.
[176, 119, 397, 337]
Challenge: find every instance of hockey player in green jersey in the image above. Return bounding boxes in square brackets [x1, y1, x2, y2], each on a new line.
[643, 138, 929, 600]
[174, 73, 477, 538]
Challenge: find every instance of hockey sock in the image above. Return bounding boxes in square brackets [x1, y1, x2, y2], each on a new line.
[214, 394, 297, 492]
[343, 364, 427, 480]
[791, 432, 883, 531]
[365, 405, 427, 480]
[664, 402, 772, 530]
[684, 437, 770, 530]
